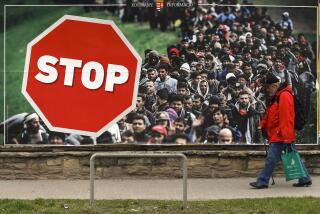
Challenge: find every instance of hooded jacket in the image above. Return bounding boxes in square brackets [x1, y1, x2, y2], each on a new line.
[197, 79, 211, 103]
[260, 86, 295, 143]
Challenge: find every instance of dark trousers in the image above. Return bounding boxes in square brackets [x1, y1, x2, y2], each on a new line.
[257, 142, 311, 186]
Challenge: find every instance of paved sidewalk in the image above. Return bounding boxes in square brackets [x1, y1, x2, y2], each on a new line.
[0, 177, 319, 200]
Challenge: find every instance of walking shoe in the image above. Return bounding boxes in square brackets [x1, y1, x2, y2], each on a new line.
[249, 182, 268, 189]
[292, 181, 312, 187]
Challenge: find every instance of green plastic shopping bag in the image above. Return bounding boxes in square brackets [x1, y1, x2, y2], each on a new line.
[281, 146, 307, 181]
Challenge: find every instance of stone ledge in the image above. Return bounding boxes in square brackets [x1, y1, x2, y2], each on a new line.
[0, 152, 92, 158]
[1, 150, 319, 158]
[1, 144, 319, 153]
[0, 149, 319, 179]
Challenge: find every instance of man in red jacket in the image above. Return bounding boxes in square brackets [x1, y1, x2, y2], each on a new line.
[250, 73, 312, 189]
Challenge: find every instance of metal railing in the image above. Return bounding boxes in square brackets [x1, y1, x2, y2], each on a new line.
[90, 152, 188, 210]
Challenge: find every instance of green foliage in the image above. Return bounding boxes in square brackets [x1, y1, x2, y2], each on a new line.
[0, 6, 179, 145]
[83, 10, 179, 56]
[0, 197, 320, 213]
[0, 6, 178, 119]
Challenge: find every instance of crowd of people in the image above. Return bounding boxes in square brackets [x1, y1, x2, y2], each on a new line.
[1, 3, 317, 145]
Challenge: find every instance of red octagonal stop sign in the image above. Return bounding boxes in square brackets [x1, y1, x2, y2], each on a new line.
[22, 15, 141, 137]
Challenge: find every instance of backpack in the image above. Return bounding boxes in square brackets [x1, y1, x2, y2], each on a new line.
[293, 95, 306, 130]
[276, 92, 305, 130]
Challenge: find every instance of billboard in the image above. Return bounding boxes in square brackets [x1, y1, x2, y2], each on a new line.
[1, 1, 318, 145]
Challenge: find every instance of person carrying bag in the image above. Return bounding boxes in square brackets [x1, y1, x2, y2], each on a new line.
[282, 144, 308, 182]
[249, 73, 312, 189]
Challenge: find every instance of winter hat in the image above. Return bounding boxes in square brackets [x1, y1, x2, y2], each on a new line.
[214, 42, 222, 49]
[180, 63, 190, 73]
[156, 111, 170, 121]
[226, 73, 237, 84]
[196, 52, 205, 58]
[239, 35, 246, 43]
[257, 63, 268, 70]
[24, 113, 39, 124]
[169, 47, 180, 57]
[245, 32, 252, 38]
[226, 73, 236, 81]
[283, 12, 289, 17]
[265, 72, 281, 84]
[206, 125, 221, 135]
[165, 108, 178, 123]
[149, 50, 159, 56]
[152, 125, 168, 136]
[159, 55, 171, 65]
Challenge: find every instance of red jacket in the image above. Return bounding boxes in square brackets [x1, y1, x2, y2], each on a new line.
[260, 86, 295, 144]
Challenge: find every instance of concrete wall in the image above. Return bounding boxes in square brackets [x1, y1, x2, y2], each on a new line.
[0, 145, 319, 179]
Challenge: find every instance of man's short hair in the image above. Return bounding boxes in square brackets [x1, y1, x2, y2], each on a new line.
[174, 117, 187, 125]
[49, 131, 65, 141]
[242, 47, 252, 54]
[242, 62, 252, 68]
[156, 88, 169, 100]
[171, 133, 189, 143]
[209, 95, 221, 105]
[177, 82, 188, 89]
[121, 130, 134, 138]
[238, 90, 250, 97]
[193, 94, 204, 103]
[137, 93, 146, 102]
[190, 71, 200, 79]
[177, 78, 188, 84]
[157, 63, 170, 72]
[226, 63, 236, 70]
[212, 106, 227, 115]
[145, 79, 154, 85]
[132, 114, 146, 124]
[275, 57, 284, 63]
[205, 53, 214, 61]
[207, 72, 216, 80]
[200, 70, 209, 76]
[169, 94, 184, 103]
[147, 67, 157, 72]
[218, 80, 228, 88]
[237, 73, 248, 81]
[221, 55, 231, 62]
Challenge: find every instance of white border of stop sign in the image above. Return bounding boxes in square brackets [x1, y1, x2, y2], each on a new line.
[22, 15, 142, 137]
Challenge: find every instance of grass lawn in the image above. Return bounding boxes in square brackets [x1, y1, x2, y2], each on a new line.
[0, 197, 319, 213]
